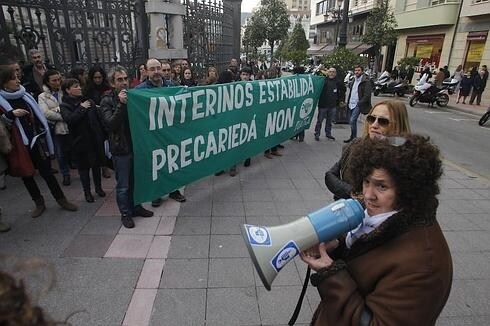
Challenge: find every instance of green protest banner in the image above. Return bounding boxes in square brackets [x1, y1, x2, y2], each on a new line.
[127, 74, 325, 204]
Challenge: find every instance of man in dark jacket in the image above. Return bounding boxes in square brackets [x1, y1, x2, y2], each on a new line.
[99, 66, 154, 229]
[135, 58, 186, 206]
[314, 67, 346, 141]
[22, 49, 55, 99]
[345, 65, 372, 143]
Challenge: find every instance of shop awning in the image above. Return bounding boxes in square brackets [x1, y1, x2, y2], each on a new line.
[307, 44, 335, 56]
[349, 44, 374, 55]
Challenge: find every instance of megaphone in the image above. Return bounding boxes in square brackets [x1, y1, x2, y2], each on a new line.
[241, 198, 363, 291]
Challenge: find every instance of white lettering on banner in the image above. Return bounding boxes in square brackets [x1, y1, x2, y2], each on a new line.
[265, 107, 296, 137]
[151, 117, 258, 178]
[146, 76, 315, 130]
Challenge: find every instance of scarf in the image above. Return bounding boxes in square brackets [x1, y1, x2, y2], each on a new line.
[346, 209, 398, 248]
[0, 85, 54, 155]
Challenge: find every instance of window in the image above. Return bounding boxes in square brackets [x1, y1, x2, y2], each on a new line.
[473, 0, 489, 3]
[430, 0, 446, 5]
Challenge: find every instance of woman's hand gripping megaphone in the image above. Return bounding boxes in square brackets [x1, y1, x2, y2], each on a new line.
[300, 240, 339, 272]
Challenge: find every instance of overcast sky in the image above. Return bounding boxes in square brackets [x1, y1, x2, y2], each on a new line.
[241, 0, 260, 12]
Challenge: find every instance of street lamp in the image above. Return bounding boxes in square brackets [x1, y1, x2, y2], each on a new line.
[338, 0, 351, 48]
[324, 0, 352, 48]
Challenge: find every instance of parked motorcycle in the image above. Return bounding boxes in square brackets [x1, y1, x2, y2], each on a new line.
[479, 107, 490, 126]
[409, 75, 458, 108]
[373, 71, 410, 97]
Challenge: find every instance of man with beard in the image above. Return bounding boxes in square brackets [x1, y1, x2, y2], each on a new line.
[136, 58, 186, 206]
[22, 49, 54, 99]
[99, 66, 154, 229]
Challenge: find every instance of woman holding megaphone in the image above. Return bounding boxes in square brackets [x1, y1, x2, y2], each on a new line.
[301, 135, 452, 325]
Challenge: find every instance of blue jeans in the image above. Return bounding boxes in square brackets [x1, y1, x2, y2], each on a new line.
[113, 154, 140, 216]
[315, 107, 336, 137]
[53, 134, 70, 177]
[348, 106, 361, 139]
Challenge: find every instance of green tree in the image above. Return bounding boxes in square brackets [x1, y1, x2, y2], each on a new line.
[256, 0, 290, 60]
[282, 22, 309, 66]
[243, 14, 266, 58]
[321, 48, 368, 79]
[398, 56, 420, 68]
[361, 0, 398, 73]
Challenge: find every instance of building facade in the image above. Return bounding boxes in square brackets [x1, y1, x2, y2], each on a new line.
[309, 0, 377, 64]
[393, 0, 489, 103]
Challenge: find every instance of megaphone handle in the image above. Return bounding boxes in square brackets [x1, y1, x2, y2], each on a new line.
[288, 266, 311, 326]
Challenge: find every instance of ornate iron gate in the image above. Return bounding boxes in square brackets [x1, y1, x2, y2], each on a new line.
[182, 0, 234, 78]
[0, 0, 144, 75]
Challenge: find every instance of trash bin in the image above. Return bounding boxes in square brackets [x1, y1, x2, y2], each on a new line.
[335, 104, 350, 124]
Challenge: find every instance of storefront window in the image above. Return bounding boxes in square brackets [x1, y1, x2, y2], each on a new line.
[463, 32, 487, 72]
[405, 34, 445, 71]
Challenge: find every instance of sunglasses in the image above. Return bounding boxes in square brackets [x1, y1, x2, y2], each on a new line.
[366, 114, 390, 127]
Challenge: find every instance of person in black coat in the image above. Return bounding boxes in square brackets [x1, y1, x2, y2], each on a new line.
[83, 66, 112, 106]
[469, 70, 486, 105]
[60, 78, 107, 202]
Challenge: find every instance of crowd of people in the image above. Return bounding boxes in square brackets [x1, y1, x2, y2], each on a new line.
[0, 47, 455, 324]
[0, 50, 286, 230]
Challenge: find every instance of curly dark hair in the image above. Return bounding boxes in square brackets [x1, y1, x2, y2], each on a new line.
[0, 271, 56, 325]
[348, 134, 443, 215]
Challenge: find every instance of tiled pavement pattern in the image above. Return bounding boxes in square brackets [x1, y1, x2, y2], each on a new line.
[1, 122, 489, 325]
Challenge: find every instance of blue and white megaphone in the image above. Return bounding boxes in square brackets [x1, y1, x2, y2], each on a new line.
[241, 199, 363, 291]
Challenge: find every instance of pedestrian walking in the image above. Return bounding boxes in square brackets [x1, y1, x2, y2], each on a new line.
[314, 67, 345, 141]
[456, 73, 472, 104]
[344, 65, 372, 143]
[99, 66, 153, 229]
[469, 70, 486, 105]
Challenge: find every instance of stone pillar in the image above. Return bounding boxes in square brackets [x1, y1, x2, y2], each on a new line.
[146, 0, 188, 60]
[224, 0, 242, 60]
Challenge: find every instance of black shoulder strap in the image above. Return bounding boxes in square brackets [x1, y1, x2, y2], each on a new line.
[288, 266, 311, 325]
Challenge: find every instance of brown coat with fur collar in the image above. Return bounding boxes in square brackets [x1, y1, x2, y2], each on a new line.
[310, 210, 452, 326]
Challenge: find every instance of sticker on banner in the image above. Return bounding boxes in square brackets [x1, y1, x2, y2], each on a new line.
[245, 225, 271, 246]
[270, 241, 300, 273]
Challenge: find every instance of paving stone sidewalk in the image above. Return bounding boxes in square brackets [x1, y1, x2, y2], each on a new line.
[0, 121, 489, 325]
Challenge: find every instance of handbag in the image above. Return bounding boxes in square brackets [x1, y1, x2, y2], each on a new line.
[0, 120, 12, 155]
[7, 123, 35, 177]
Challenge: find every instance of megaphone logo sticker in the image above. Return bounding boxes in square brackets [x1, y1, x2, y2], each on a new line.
[270, 241, 300, 273]
[244, 225, 271, 246]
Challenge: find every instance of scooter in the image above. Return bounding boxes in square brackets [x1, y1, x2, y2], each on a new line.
[479, 107, 490, 126]
[409, 75, 458, 108]
[373, 72, 410, 97]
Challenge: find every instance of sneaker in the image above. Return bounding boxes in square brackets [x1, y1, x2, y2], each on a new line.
[264, 153, 274, 159]
[169, 191, 186, 202]
[243, 158, 251, 167]
[326, 135, 335, 140]
[152, 198, 163, 207]
[56, 198, 78, 211]
[121, 214, 135, 228]
[62, 175, 71, 186]
[133, 206, 154, 218]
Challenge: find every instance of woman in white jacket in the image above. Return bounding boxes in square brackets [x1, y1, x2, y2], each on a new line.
[38, 70, 72, 185]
